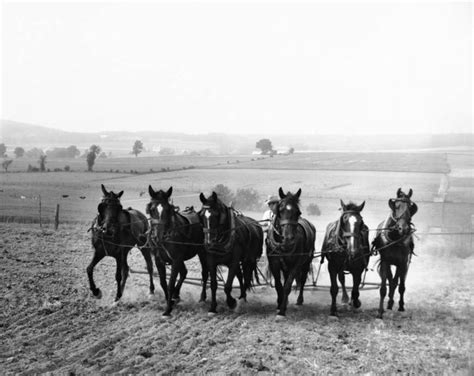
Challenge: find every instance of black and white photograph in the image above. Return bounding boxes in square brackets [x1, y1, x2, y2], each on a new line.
[1, 0, 472, 374]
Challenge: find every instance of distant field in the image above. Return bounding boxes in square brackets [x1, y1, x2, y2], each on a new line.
[3, 151, 450, 174]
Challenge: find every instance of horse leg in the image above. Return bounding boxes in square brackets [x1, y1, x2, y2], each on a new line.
[278, 268, 299, 317]
[378, 261, 388, 319]
[387, 267, 397, 310]
[154, 255, 169, 302]
[224, 261, 239, 309]
[86, 251, 105, 298]
[269, 261, 283, 311]
[163, 263, 180, 316]
[296, 261, 310, 306]
[351, 270, 362, 309]
[398, 264, 408, 312]
[173, 262, 187, 301]
[329, 265, 339, 316]
[114, 255, 124, 302]
[198, 251, 208, 302]
[208, 263, 218, 315]
[237, 264, 246, 301]
[141, 247, 155, 295]
[338, 271, 349, 304]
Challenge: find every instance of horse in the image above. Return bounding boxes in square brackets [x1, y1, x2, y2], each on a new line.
[87, 184, 156, 302]
[266, 188, 316, 318]
[372, 188, 418, 319]
[146, 186, 208, 316]
[320, 200, 370, 316]
[198, 191, 263, 315]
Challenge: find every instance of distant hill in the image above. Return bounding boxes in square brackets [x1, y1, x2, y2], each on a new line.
[1, 119, 472, 155]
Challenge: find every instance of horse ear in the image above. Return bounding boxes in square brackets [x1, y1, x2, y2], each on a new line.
[199, 193, 206, 204]
[397, 187, 402, 197]
[295, 188, 302, 199]
[408, 188, 413, 198]
[166, 187, 173, 198]
[212, 192, 217, 201]
[388, 199, 396, 210]
[117, 191, 124, 198]
[101, 184, 108, 196]
[340, 199, 346, 211]
[278, 187, 285, 199]
[358, 201, 365, 212]
[410, 202, 418, 216]
[148, 185, 155, 197]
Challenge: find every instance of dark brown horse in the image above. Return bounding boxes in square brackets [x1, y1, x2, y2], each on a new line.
[321, 200, 370, 316]
[87, 184, 155, 302]
[147, 186, 208, 316]
[198, 192, 263, 315]
[267, 188, 316, 318]
[372, 188, 418, 318]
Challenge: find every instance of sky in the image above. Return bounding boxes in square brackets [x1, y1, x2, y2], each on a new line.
[1, 1, 472, 135]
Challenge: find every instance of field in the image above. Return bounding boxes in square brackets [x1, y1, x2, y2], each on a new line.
[1, 151, 473, 374]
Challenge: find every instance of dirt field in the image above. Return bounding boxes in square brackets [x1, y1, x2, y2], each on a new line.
[0, 223, 472, 374]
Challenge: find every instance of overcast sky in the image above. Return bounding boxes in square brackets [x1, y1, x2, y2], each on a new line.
[1, 1, 472, 135]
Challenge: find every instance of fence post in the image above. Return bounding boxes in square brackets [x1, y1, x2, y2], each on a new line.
[55, 204, 60, 230]
[39, 194, 42, 228]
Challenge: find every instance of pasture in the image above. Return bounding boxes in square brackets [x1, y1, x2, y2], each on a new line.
[1, 151, 473, 374]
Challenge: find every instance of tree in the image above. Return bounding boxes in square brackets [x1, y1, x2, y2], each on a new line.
[14, 147, 25, 158]
[0, 143, 6, 157]
[66, 145, 80, 158]
[212, 184, 234, 205]
[86, 145, 101, 171]
[2, 159, 13, 172]
[234, 188, 260, 211]
[132, 140, 143, 157]
[38, 155, 47, 172]
[288, 147, 295, 154]
[26, 147, 44, 159]
[256, 138, 273, 155]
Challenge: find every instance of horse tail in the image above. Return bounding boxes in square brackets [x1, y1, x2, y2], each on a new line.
[242, 259, 258, 292]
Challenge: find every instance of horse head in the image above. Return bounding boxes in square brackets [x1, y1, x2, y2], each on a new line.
[146, 186, 173, 240]
[389, 188, 418, 236]
[276, 187, 302, 244]
[97, 184, 124, 238]
[339, 200, 365, 259]
[198, 191, 228, 246]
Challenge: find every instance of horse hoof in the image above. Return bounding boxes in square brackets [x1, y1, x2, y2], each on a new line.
[275, 314, 286, 321]
[172, 297, 181, 304]
[227, 299, 237, 310]
[93, 289, 102, 299]
[328, 315, 339, 320]
[162, 313, 172, 319]
[207, 311, 217, 317]
[352, 300, 361, 309]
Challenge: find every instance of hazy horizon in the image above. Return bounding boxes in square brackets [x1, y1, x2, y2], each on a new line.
[2, 2, 472, 135]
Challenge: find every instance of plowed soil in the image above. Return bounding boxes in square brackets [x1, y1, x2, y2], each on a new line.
[1, 224, 472, 374]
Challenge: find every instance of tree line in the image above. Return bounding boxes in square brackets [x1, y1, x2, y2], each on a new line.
[1, 137, 294, 172]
